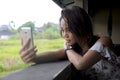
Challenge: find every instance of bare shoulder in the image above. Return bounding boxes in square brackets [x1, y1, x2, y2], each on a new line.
[97, 36, 113, 48]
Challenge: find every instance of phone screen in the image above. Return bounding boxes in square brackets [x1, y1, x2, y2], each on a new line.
[20, 27, 34, 48]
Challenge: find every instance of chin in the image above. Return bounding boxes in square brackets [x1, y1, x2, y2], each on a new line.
[67, 41, 76, 46]
[67, 43, 71, 46]
[67, 43, 73, 46]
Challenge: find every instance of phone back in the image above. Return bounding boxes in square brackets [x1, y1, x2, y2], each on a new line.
[20, 27, 34, 48]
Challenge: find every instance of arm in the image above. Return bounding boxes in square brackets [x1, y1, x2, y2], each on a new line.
[33, 49, 67, 64]
[66, 49, 101, 70]
[19, 38, 67, 64]
[20, 47, 66, 64]
[66, 37, 113, 70]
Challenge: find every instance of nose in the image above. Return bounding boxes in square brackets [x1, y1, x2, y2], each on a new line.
[63, 31, 69, 38]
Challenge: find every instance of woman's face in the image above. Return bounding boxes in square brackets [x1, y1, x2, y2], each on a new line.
[60, 18, 76, 46]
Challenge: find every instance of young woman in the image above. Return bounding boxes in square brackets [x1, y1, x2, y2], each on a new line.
[19, 6, 120, 80]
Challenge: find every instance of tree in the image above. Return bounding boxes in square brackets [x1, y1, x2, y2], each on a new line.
[35, 22, 61, 39]
[17, 21, 35, 33]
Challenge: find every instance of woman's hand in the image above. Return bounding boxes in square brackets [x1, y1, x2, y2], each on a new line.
[64, 42, 73, 50]
[64, 42, 68, 49]
[19, 38, 37, 63]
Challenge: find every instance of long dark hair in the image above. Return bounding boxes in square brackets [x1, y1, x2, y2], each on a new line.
[60, 6, 93, 38]
[60, 6, 98, 53]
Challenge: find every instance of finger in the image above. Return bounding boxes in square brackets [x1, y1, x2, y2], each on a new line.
[23, 38, 31, 50]
[23, 49, 37, 61]
[25, 57, 33, 63]
[21, 47, 37, 60]
[21, 38, 31, 51]
[20, 46, 36, 58]
[24, 50, 37, 63]
[28, 46, 37, 53]
[25, 46, 37, 56]
[25, 55, 36, 63]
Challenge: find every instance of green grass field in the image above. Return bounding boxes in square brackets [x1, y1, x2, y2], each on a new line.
[0, 38, 64, 77]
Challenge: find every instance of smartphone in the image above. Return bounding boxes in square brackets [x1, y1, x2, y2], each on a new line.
[20, 27, 34, 48]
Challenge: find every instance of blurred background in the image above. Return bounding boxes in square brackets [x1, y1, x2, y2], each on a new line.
[0, 0, 64, 76]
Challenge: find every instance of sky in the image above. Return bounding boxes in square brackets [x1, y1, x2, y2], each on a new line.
[0, 0, 62, 29]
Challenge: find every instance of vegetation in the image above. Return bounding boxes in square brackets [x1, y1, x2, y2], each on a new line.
[13, 21, 61, 40]
[17, 21, 35, 33]
[0, 21, 64, 76]
[0, 38, 64, 76]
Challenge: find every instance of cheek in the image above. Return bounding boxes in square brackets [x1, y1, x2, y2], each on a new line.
[70, 33, 75, 39]
[72, 39, 76, 44]
[70, 35, 76, 43]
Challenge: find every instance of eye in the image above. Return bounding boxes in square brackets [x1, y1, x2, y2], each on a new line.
[67, 28, 72, 33]
[68, 28, 70, 32]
